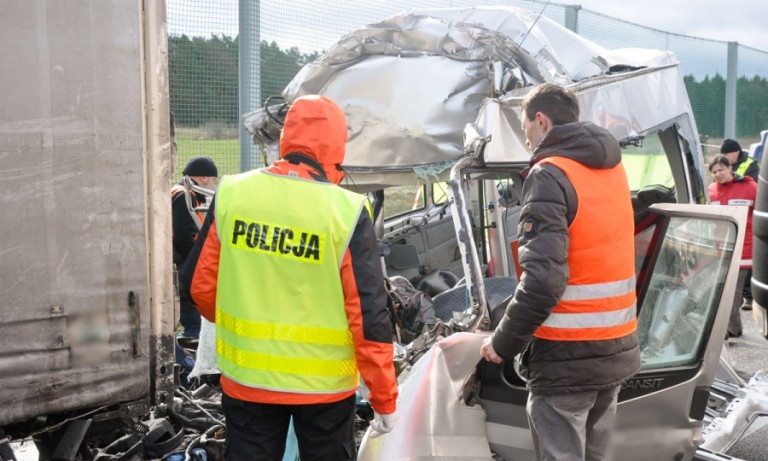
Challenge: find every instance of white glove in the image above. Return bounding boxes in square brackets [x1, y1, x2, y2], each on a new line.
[369, 411, 398, 438]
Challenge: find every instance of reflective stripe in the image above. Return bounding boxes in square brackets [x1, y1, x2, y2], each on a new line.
[217, 310, 353, 346]
[541, 304, 637, 329]
[217, 341, 357, 378]
[741, 259, 752, 266]
[561, 276, 636, 301]
[223, 372, 358, 395]
[728, 199, 754, 206]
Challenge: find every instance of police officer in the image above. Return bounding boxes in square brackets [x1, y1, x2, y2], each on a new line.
[185, 95, 398, 460]
[720, 138, 759, 182]
[481, 83, 640, 461]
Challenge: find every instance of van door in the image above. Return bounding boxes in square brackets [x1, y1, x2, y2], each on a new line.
[613, 203, 746, 460]
[480, 203, 747, 460]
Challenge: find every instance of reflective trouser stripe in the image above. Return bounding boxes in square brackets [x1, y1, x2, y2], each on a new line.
[560, 276, 635, 301]
[218, 309, 353, 346]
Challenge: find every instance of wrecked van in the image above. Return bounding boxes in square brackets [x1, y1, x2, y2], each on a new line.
[246, 6, 750, 460]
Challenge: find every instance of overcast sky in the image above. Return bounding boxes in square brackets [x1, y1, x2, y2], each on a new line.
[569, 0, 767, 50]
[168, 0, 767, 50]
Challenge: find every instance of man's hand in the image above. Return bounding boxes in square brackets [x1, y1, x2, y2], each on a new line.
[481, 336, 503, 364]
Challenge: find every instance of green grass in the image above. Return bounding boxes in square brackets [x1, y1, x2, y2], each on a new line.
[175, 136, 241, 180]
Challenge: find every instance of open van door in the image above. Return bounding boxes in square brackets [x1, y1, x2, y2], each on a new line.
[480, 203, 747, 460]
[612, 203, 745, 460]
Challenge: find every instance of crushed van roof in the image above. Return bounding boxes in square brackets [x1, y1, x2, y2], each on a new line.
[244, 6, 696, 188]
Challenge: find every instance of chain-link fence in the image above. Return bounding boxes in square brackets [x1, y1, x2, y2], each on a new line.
[167, 0, 768, 177]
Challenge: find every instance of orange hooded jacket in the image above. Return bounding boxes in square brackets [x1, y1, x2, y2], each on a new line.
[186, 96, 398, 414]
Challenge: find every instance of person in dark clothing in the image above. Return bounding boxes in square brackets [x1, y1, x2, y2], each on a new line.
[720, 139, 759, 310]
[480, 83, 640, 461]
[172, 156, 218, 339]
[721, 138, 759, 182]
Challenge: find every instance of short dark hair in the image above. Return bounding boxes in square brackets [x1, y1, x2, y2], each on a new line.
[521, 83, 580, 125]
[709, 154, 731, 172]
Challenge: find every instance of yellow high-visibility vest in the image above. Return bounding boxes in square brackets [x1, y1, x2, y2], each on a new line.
[214, 169, 368, 393]
[735, 156, 757, 178]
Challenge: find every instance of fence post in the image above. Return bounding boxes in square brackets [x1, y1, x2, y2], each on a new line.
[725, 41, 738, 139]
[564, 5, 581, 33]
[239, 0, 261, 172]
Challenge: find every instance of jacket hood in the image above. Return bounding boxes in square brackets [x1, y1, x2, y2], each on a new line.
[279, 95, 348, 184]
[531, 121, 621, 169]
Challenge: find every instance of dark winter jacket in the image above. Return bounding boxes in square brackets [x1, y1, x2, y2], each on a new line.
[733, 150, 759, 182]
[171, 183, 207, 265]
[492, 121, 641, 395]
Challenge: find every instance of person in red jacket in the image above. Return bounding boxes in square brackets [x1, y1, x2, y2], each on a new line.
[183, 95, 398, 460]
[708, 154, 758, 338]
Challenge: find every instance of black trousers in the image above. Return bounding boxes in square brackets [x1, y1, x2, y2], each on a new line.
[222, 393, 356, 461]
[178, 295, 201, 339]
[743, 268, 753, 302]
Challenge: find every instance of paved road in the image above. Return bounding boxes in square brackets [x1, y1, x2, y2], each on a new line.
[723, 308, 768, 461]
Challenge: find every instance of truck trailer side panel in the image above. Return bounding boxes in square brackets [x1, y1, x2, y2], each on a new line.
[0, 0, 174, 426]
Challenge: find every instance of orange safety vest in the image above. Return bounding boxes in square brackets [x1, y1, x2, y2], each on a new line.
[533, 156, 637, 341]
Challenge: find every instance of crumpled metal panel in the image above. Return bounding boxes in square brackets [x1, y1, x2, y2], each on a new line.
[478, 65, 704, 169]
[702, 370, 768, 453]
[358, 332, 494, 460]
[0, 0, 151, 425]
[245, 6, 680, 189]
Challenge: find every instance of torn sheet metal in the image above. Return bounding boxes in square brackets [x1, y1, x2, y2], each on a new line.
[702, 370, 768, 453]
[358, 332, 493, 460]
[244, 6, 681, 189]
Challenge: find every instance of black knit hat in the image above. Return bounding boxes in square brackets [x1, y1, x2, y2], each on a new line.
[720, 139, 742, 154]
[183, 156, 218, 177]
